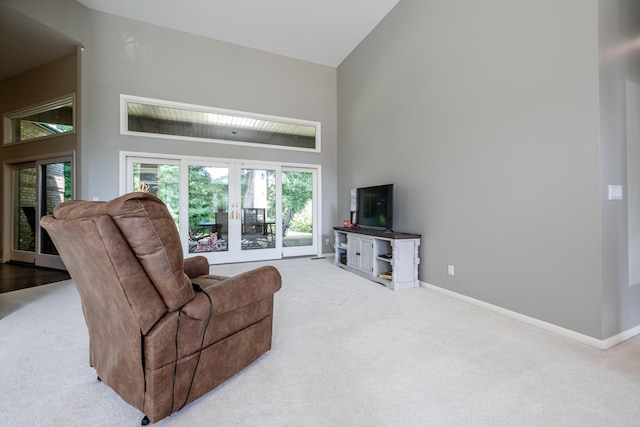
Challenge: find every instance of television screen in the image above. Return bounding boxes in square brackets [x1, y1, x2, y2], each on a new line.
[356, 184, 393, 230]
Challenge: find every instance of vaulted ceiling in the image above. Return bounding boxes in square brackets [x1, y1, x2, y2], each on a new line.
[0, 1, 399, 81]
[75, 0, 400, 67]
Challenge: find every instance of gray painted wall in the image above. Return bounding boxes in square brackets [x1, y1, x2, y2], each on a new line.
[0, 53, 78, 160]
[0, 52, 79, 260]
[9, 0, 640, 340]
[5, 0, 338, 250]
[338, 0, 611, 338]
[598, 0, 640, 338]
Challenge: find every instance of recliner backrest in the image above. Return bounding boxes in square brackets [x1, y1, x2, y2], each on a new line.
[107, 193, 195, 310]
[50, 192, 195, 313]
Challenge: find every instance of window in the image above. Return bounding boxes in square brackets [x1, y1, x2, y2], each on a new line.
[4, 95, 75, 144]
[121, 95, 320, 152]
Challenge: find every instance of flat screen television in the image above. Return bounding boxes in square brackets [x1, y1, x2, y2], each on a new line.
[356, 184, 393, 230]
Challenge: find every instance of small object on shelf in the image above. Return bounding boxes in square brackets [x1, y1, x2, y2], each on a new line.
[379, 272, 392, 280]
[343, 219, 351, 228]
[381, 253, 392, 259]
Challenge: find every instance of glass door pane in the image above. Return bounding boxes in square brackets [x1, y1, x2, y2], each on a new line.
[241, 167, 276, 252]
[10, 158, 74, 268]
[282, 168, 318, 257]
[39, 160, 73, 256]
[132, 162, 180, 224]
[12, 165, 37, 257]
[187, 165, 229, 255]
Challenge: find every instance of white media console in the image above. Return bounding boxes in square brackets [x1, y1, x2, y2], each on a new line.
[333, 227, 421, 291]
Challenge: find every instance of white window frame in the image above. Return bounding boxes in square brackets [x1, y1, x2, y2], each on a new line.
[3, 94, 76, 146]
[120, 94, 321, 153]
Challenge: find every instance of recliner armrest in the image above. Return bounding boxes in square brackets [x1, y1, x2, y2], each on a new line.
[188, 265, 282, 316]
[183, 256, 210, 278]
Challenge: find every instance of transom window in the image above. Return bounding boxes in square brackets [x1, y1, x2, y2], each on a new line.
[121, 95, 320, 152]
[4, 95, 75, 144]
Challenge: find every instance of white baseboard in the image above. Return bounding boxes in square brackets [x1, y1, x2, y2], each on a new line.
[421, 281, 640, 350]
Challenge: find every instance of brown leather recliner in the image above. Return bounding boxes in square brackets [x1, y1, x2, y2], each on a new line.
[41, 192, 282, 424]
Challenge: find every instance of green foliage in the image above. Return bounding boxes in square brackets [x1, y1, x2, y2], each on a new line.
[289, 199, 313, 233]
[63, 162, 72, 201]
[136, 165, 312, 235]
[156, 165, 179, 221]
[187, 166, 228, 230]
[282, 171, 312, 231]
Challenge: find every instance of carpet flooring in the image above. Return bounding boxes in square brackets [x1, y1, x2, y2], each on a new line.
[2, 257, 640, 426]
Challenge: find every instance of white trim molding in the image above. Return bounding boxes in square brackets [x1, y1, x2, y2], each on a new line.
[120, 94, 321, 153]
[421, 281, 640, 350]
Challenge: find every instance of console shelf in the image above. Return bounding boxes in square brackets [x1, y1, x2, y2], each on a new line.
[333, 227, 421, 291]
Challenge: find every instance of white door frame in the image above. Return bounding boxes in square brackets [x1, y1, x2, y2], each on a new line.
[121, 151, 322, 264]
[281, 166, 320, 258]
[3, 151, 75, 268]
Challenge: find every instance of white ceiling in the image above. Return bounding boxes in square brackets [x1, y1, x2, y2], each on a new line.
[75, 0, 400, 67]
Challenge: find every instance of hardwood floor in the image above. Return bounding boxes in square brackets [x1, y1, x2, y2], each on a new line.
[0, 262, 70, 293]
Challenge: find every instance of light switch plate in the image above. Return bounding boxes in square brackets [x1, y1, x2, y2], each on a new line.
[608, 185, 623, 200]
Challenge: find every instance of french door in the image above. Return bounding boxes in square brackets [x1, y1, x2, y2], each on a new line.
[181, 160, 281, 263]
[125, 155, 319, 264]
[281, 167, 317, 257]
[10, 156, 74, 269]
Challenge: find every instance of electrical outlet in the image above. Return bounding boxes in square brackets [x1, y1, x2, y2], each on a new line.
[447, 265, 455, 276]
[325, 238, 330, 246]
